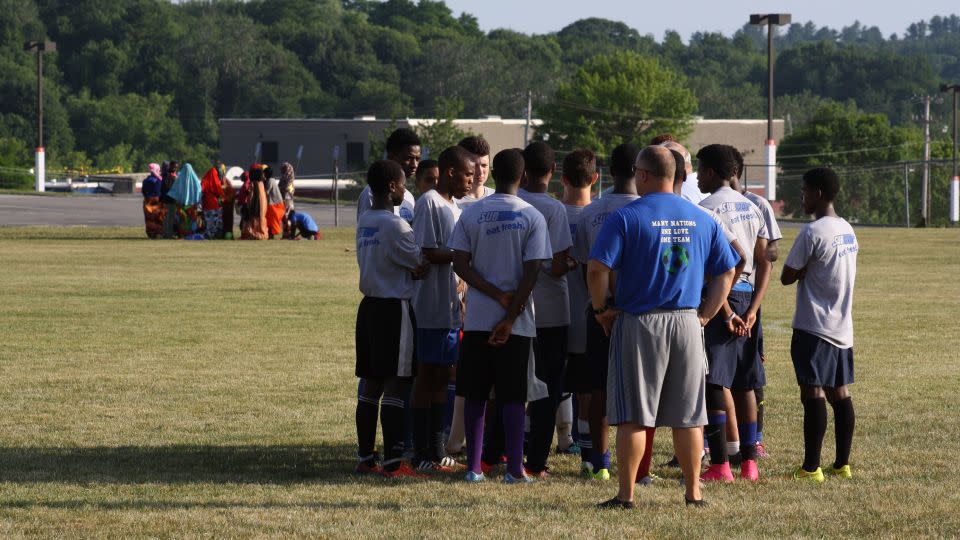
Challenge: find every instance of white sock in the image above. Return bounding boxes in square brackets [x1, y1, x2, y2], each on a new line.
[555, 398, 573, 448]
[727, 441, 741, 456]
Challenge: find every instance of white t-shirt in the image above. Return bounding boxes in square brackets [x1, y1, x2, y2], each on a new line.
[744, 190, 783, 241]
[518, 189, 573, 328]
[356, 210, 422, 299]
[564, 204, 588, 354]
[412, 189, 463, 329]
[700, 187, 767, 289]
[785, 217, 858, 349]
[456, 186, 495, 209]
[681, 172, 706, 204]
[573, 193, 640, 263]
[357, 185, 416, 225]
[448, 193, 551, 337]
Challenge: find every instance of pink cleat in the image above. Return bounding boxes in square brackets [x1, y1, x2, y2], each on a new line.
[740, 459, 759, 482]
[756, 442, 770, 458]
[700, 462, 735, 483]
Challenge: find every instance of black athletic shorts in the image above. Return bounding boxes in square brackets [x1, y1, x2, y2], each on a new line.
[585, 306, 610, 392]
[791, 329, 854, 387]
[355, 297, 417, 379]
[455, 331, 530, 403]
[704, 290, 765, 390]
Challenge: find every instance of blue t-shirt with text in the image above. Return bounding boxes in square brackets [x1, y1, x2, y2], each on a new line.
[589, 192, 740, 314]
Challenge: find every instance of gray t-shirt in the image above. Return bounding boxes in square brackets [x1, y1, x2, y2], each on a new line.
[448, 193, 551, 337]
[456, 186, 495, 210]
[412, 189, 462, 329]
[700, 187, 767, 289]
[356, 210, 422, 299]
[518, 189, 573, 328]
[744, 190, 782, 241]
[573, 194, 640, 262]
[357, 185, 416, 225]
[564, 204, 588, 354]
[785, 217, 858, 349]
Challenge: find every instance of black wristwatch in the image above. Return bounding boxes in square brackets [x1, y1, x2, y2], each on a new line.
[593, 305, 609, 315]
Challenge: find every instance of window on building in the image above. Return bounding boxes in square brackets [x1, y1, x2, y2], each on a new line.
[261, 141, 278, 164]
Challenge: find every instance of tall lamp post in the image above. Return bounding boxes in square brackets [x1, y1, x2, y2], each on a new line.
[23, 40, 56, 193]
[749, 13, 791, 202]
[943, 83, 959, 224]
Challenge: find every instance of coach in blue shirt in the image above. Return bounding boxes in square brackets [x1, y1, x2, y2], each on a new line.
[587, 146, 740, 509]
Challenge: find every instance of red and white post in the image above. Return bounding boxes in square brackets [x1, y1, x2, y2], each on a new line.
[35, 146, 45, 192]
[764, 139, 777, 202]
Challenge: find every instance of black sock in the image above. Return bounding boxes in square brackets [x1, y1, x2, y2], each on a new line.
[356, 397, 379, 460]
[705, 414, 728, 465]
[412, 406, 431, 465]
[802, 397, 827, 472]
[832, 397, 855, 468]
[380, 397, 406, 471]
[430, 403, 447, 461]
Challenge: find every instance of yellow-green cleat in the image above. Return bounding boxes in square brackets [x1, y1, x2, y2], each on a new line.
[592, 468, 611, 481]
[826, 464, 852, 479]
[792, 466, 825, 484]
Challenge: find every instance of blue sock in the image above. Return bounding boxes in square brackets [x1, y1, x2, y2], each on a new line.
[757, 431, 764, 442]
[592, 449, 611, 471]
[739, 421, 759, 460]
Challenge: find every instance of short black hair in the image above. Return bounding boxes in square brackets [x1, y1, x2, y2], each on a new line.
[522, 141, 555, 178]
[367, 160, 405, 195]
[802, 167, 840, 201]
[669, 149, 687, 190]
[695, 144, 738, 179]
[492, 149, 525, 185]
[458, 135, 490, 157]
[649, 133, 677, 145]
[610, 143, 640, 179]
[562, 149, 597, 187]
[733, 148, 745, 180]
[386, 128, 421, 155]
[437, 146, 473, 176]
[416, 159, 438, 177]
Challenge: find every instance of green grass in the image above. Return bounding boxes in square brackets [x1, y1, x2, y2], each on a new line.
[0, 226, 957, 537]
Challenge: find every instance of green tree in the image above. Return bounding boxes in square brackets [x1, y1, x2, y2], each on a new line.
[537, 51, 697, 155]
[413, 97, 473, 158]
[0, 136, 32, 189]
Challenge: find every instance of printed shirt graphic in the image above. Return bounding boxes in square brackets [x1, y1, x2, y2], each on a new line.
[784, 216, 858, 349]
[564, 204, 588, 354]
[357, 185, 416, 225]
[448, 193, 551, 337]
[589, 192, 740, 315]
[518, 190, 573, 327]
[412, 189, 463, 329]
[356, 210, 422, 299]
[700, 187, 767, 288]
[744, 190, 783, 241]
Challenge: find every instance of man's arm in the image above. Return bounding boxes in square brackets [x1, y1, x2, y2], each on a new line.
[547, 248, 573, 277]
[743, 237, 771, 332]
[766, 240, 780, 262]
[699, 266, 736, 326]
[587, 259, 621, 335]
[489, 259, 542, 346]
[781, 265, 805, 286]
[422, 247, 455, 264]
[452, 250, 510, 308]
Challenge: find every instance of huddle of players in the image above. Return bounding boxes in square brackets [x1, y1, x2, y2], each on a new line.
[353, 128, 859, 487]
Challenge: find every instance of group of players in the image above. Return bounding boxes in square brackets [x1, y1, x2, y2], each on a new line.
[352, 128, 859, 506]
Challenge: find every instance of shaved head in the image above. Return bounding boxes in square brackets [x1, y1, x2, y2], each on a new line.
[660, 141, 692, 174]
[635, 146, 676, 182]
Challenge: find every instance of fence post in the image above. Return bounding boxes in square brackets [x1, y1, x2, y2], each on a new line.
[904, 162, 910, 228]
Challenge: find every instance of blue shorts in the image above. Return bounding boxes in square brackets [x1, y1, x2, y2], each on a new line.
[704, 290, 765, 390]
[791, 329, 854, 387]
[416, 328, 460, 365]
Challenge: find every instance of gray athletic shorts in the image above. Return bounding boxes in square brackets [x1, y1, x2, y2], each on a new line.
[606, 309, 708, 428]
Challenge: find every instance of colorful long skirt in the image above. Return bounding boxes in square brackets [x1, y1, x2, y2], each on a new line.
[265, 202, 286, 238]
[204, 209, 223, 239]
[143, 197, 165, 239]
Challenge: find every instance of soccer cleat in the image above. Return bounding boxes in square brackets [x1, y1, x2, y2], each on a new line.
[524, 467, 551, 479]
[636, 473, 660, 486]
[381, 462, 429, 479]
[756, 441, 770, 458]
[580, 461, 595, 478]
[596, 497, 635, 510]
[792, 466, 825, 484]
[354, 459, 382, 475]
[592, 468, 611, 481]
[826, 464, 853, 479]
[700, 462, 735, 483]
[436, 456, 464, 472]
[503, 472, 535, 484]
[480, 460, 500, 475]
[556, 443, 582, 455]
[740, 459, 759, 482]
[464, 470, 486, 483]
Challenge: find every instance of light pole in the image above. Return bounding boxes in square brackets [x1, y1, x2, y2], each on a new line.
[943, 83, 959, 224]
[23, 40, 56, 192]
[749, 13, 791, 202]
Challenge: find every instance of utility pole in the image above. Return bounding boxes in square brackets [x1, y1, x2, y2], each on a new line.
[943, 83, 960, 224]
[523, 90, 532, 147]
[914, 95, 940, 226]
[749, 13, 791, 202]
[23, 40, 56, 192]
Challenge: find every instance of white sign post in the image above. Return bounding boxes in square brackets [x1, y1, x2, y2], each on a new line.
[333, 145, 341, 228]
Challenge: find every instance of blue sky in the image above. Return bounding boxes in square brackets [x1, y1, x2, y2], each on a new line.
[441, 1, 957, 40]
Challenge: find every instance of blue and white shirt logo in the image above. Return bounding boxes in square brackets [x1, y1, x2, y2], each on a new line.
[477, 210, 522, 224]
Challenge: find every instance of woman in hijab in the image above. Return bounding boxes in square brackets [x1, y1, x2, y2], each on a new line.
[279, 162, 296, 213]
[264, 165, 286, 239]
[160, 161, 180, 238]
[142, 163, 164, 239]
[168, 163, 204, 237]
[200, 166, 225, 239]
[240, 164, 269, 240]
[220, 164, 237, 239]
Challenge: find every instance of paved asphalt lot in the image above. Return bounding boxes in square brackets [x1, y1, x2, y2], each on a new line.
[0, 194, 357, 228]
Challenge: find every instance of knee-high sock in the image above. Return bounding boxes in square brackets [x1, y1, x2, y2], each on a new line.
[446, 396, 466, 453]
[502, 402, 526, 477]
[412, 406, 431, 464]
[705, 413, 728, 465]
[555, 395, 573, 450]
[464, 399, 486, 474]
[356, 395, 379, 460]
[577, 419, 592, 462]
[443, 383, 456, 431]
[832, 397, 855, 467]
[739, 422, 758, 461]
[380, 395, 406, 471]
[636, 427, 656, 479]
[430, 402, 447, 461]
[802, 397, 828, 472]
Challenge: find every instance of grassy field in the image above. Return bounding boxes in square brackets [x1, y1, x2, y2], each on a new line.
[0, 225, 957, 538]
